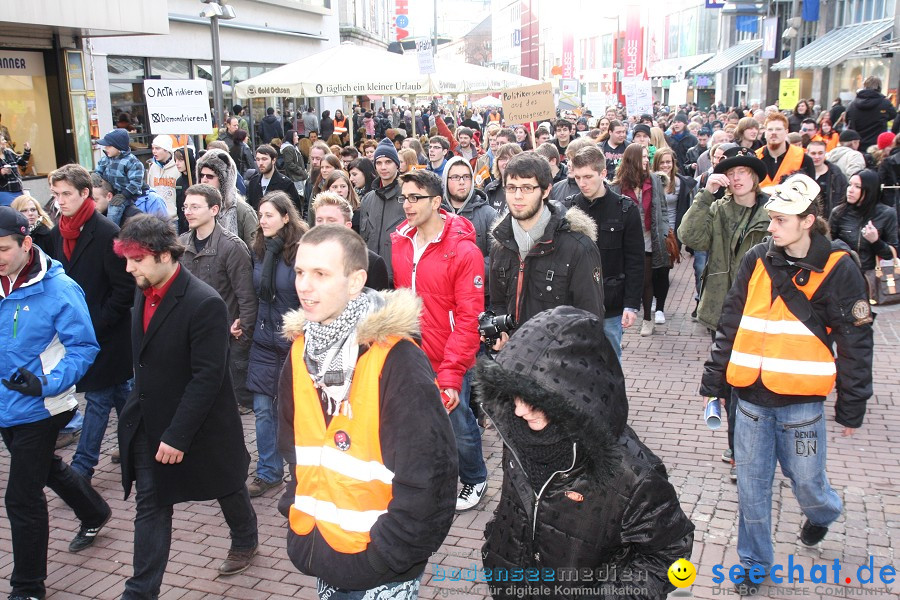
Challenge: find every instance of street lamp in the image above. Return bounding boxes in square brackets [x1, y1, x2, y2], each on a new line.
[201, 0, 236, 129]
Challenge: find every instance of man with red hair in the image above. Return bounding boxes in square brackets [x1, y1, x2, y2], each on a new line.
[755, 113, 815, 188]
[113, 214, 258, 598]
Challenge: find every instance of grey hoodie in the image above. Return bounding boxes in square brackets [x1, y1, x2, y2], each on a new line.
[440, 156, 499, 282]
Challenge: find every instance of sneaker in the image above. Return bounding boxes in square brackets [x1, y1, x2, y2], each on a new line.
[238, 405, 253, 415]
[654, 310, 665, 324]
[56, 430, 80, 450]
[69, 508, 112, 552]
[722, 448, 733, 463]
[733, 568, 761, 596]
[248, 477, 281, 498]
[691, 303, 698, 321]
[730, 462, 737, 483]
[640, 320, 654, 336]
[800, 519, 829, 546]
[8, 595, 40, 600]
[218, 544, 257, 576]
[456, 481, 487, 511]
[110, 448, 121, 464]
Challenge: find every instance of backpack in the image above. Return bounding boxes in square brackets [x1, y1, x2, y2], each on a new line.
[136, 187, 170, 219]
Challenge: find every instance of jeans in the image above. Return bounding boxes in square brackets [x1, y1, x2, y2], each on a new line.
[230, 337, 253, 408]
[447, 371, 487, 485]
[123, 426, 258, 600]
[0, 410, 110, 599]
[253, 393, 283, 484]
[71, 380, 133, 479]
[692, 250, 708, 300]
[60, 408, 83, 434]
[316, 575, 422, 600]
[735, 399, 842, 573]
[603, 316, 624, 362]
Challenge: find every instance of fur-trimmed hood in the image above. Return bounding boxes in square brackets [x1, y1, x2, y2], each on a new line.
[196, 148, 240, 211]
[281, 288, 422, 346]
[490, 202, 598, 248]
[474, 306, 626, 485]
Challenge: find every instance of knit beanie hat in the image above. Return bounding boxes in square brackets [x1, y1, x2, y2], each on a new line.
[97, 129, 131, 153]
[673, 113, 690, 124]
[372, 137, 400, 167]
[839, 129, 861, 142]
[877, 131, 896, 150]
[632, 124, 652, 138]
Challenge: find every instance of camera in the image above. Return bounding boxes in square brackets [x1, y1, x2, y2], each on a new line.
[478, 310, 515, 347]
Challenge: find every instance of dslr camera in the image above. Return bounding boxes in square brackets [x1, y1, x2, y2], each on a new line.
[478, 310, 515, 347]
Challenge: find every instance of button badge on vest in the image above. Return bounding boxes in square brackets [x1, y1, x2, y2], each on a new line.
[334, 430, 351, 451]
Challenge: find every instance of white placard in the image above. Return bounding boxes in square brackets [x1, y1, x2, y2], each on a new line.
[417, 40, 436, 75]
[144, 79, 212, 135]
[622, 77, 653, 117]
[669, 80, 689, 107]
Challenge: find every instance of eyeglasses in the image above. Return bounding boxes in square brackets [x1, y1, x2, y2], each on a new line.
[504, 184, 539, 195]
[182, 204, 208, 213]
[397, 194, 437, 204]
[428, 145, 445, 151]
[448, 174, 472, 182]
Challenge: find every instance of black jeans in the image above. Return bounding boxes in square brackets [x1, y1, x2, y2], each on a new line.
[709, 329, 737, 454]
[122, 425, 258, 600]
[0, 409, 110, 599]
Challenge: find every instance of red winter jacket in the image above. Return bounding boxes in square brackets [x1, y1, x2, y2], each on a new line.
[391, 210, 485, 391]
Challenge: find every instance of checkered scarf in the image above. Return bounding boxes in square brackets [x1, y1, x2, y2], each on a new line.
[303, 293, 371, 417]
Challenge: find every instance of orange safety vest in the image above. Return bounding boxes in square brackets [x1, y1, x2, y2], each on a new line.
[726, 252, 844, 396]
[756, 144, 805, 188]
[289, 334, 401, 554]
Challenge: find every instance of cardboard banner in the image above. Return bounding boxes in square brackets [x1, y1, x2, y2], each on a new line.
[623, 5, 643, 79]
[144, 79, 211, 135]
[502, 82, 555, 124]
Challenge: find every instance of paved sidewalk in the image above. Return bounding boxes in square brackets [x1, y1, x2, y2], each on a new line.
[1, 259, 898, 599]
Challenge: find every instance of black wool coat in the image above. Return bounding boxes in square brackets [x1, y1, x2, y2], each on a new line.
[118, 267, 250, 506]
[48, 210, 135, 391]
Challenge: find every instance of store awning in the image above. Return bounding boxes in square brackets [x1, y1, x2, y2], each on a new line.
[690, 39, 763, 75]
[648, 53, 716, 78]
[771, 18, 893, 71]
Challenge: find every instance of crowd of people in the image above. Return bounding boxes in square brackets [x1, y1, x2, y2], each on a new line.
[0, 73, 892, 600]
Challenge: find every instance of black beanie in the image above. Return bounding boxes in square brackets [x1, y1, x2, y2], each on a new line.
[372, 137, 400, 167]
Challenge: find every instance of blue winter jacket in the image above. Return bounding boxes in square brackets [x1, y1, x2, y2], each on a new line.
[0, 248, 100, 428]
[246, 250, 300, 398]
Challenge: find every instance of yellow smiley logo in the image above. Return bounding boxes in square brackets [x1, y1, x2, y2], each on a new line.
[668, 558, 697, 588]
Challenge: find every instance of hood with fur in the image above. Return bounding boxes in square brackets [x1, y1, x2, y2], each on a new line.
[490, 203, 598, 247]
[281, 288, 421, 346]
[196, 148, 240, 211]
[474, 305, 625, 484]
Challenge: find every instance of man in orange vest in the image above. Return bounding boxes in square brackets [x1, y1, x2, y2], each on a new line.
[276, 225, 458, 600]
[755, 113, 815, 188]
[700, 174, 873, 596]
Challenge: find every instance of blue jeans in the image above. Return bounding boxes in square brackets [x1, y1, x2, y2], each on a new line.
[692, 250, 708, 300]
[735, 399, 842, 573]
[448, 371, 487, 485]
[603, 316, 624, 362]
[71, 380, 132, 479]
[253, 393, 283, 484]
[122, 426, 258, 600]
[317, 575, 422, 600]
[60, 408, 83, 434]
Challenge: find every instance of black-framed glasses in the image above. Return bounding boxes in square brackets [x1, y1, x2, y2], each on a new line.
[397, 194, 437, 204]
[448, 174, 472, 182]
[504, 184, 539, 195]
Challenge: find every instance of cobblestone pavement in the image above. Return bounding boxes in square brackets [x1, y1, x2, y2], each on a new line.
[1, 258, 898, 599]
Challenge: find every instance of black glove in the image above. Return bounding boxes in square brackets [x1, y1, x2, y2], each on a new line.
[2, 367, 47, 396]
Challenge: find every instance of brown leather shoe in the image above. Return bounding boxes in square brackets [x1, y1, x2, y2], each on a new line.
[218, 545, 257, 576]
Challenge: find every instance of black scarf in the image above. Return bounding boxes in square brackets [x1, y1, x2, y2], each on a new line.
[506, 411, 573, 491]
[258, 235, 285, 303]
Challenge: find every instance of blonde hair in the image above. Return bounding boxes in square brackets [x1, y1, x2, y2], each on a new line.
[11, 195, 54, 230]
[398, 148, 418, 173]
[649, 127, 669, 150]
[311, 191, 353, 223]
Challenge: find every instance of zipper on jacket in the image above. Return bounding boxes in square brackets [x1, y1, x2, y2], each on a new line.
[532, 443, 578, 543]
[13, 303, 19, 338]
[448, 310, 455, 332]
[306, 526, 317, 573]
[514, 260, 525, 324]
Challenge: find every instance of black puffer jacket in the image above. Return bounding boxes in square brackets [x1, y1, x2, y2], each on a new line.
[845, 89, 898, 149]
[475, 306, 694, 600]
[489, 202, 604, 327]
[701, 235, 873, 428]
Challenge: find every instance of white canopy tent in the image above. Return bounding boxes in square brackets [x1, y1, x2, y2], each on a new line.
[472, 95, 503, 108]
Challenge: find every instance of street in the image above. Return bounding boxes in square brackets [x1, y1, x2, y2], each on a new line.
[1, 258, 898, 600]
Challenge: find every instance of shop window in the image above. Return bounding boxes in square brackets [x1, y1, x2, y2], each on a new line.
[150, 58, 190, 79]
[108, 56, 151, 157]
[0, 49, 57, 175]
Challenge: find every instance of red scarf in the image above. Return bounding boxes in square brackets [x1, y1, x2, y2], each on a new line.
[623, 178, 654, 231]
[58, 197, 96, 260]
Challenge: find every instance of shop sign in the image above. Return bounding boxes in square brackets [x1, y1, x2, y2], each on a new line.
[0, 50, 45, 77]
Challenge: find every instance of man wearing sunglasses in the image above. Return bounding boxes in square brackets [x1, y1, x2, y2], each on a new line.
[487, 153, 604, 351]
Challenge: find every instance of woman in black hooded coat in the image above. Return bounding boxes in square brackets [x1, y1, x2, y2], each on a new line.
[475, 306, 694, 600]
